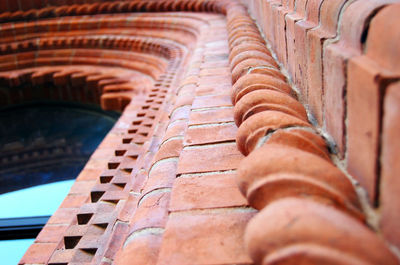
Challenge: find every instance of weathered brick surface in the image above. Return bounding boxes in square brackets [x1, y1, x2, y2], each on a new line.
[185, 122, 237, 144]
[188, 107, 234, 125]
[157, 210, 255, 265]
[0, 0, 398, 264]
[347, 56, 382, 202]
[114, 233, 163, 265]
[177, 143, 244, 174]
[381, 82, 400, 251]
[170, 172, 248, 211]
[242, 0, 400, 263]
[20, 243, 58, 264]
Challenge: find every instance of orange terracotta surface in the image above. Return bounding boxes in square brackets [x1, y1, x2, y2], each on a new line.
[246, 198, 399, 265]
[0, 0, 398, 264]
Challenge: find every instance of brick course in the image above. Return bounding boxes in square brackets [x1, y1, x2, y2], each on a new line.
[0, 0, 398, 264]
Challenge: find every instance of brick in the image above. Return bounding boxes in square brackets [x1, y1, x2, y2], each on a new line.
[69, 180, 97, 195]
[322, 0, 392, 157]
[5, 3, 399, 265]
[76, 168, 102, 181]
[114, 234, 163, 265]
[143, 158, 178, 193]
[36, 225, 69, 243]
[75, 234, 104, 250]
[131, 171, 147, 193]
[48, 249, 77, 264]
[170, 105, 191, 121]
[170, 172, 247, 211]
[19, 243, 58, 264]
[48, 208, 80, 225]
[177, 143, 243, 174]
[265, 128, 330, 160]
[174, 91, 195, 108]
[103, 222, 130, 260]
[192, 94, 233, 109]
[347, 57, 382, 203]
[246, 198, 399, 265]
[323, 43, 349, 156]
[197, 75, 231, 89]
[237, 110, 311, 155]
[91, 209, 118, 225]
[118, 194, 139, 222]
[234, 89, 308, 126]
[65, 224, 89, 238]
[305, 0, 347, 125]
[364, 3, 400, 74]
[200, 60, 229, 68]
[60, 194, 89, 208]
[163, 120, 187, 141]
[195, 83, 231, 96]
[293, 0, 324, 95]
[232, 74, 293, 104]
[199, 67, 230, 76]
[272, 2, 291, 66]
[381, 82, 400, 249]
[237, 143, 362, 218]
[153, 138, 183, 161]
[231, 57, 278, 83]
[158, 210, 254, 265]
[71, 248, 98, 262]
[184, 122, 237, 145]
[131, 191, 171, 232]
[188, 107, 234, 125]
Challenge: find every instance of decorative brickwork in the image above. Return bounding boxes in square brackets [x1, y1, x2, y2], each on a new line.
[0, 0, 398, 264]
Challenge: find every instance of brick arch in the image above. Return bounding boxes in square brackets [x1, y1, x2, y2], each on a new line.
[0, 0, 229, 23]
[2, 7, 216, 265]
[0, 66, 152, 111]
[6, 0, 400, 265]
[0, 13, 202, 111]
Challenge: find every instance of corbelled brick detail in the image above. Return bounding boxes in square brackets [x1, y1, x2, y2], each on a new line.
[0, 0, 398, 264]
[245, 0, 400, 255]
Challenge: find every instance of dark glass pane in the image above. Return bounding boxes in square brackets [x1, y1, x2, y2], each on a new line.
[0, 103, 119, 194]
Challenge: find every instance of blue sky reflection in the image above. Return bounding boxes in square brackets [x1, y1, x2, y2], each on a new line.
[0, 179, 75, 218]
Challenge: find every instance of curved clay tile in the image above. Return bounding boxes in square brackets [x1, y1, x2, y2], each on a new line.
[247, 67, 287, 81]
[230, 50, 275, 71]
[229, 34, 266, 47]
[265, 128, 330, 160]
[232, 73, 293, 104]
[233, 89, 308, 126]
[229, 42, 271, 62]
[245, 198, 399, 265]
[231, 58, 279, 83]
[236, 111, 311, 155]
[236, 144, 361, 216]
[228, 29, 261, 42]
[114, 233, 163, 265]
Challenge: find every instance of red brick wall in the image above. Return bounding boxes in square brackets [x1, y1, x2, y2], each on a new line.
[245, 0, 400, 254]
[0, 0, 399, 264]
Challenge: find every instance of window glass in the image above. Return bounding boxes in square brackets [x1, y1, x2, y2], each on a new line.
[0, 179, 75, 218]
[0, 238, 35, 265]
[0, 103, 120, 264]
[0, 103, 119, 194]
